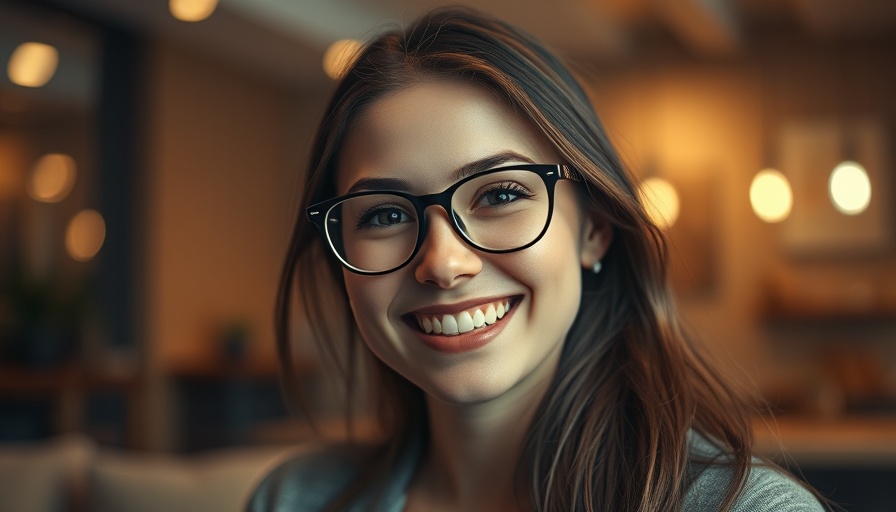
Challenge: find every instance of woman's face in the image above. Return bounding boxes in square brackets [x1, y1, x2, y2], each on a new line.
[336, 80, 610, 406]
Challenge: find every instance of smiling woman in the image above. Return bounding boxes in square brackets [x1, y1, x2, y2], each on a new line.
[247, 7, 827, 512]
[332, 80, 598, 412]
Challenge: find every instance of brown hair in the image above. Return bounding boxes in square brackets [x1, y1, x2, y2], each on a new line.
[278, 7, 757, 511]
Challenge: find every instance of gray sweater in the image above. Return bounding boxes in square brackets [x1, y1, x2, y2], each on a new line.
[247, 435, 825, 511]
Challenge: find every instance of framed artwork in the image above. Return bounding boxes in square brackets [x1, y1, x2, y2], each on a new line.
[777, 117, 892, 256]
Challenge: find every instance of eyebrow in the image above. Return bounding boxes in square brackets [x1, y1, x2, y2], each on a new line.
[345, 151, 537, 194]
[450, 151, 536, 181]
[345, 177, 412, 194]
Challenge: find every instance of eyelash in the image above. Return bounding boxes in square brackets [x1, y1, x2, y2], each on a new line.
[476, 182, 533, 206]
[355, 205, 413, 228]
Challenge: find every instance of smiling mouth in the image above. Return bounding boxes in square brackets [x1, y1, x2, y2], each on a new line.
[408, 297, 519, 336]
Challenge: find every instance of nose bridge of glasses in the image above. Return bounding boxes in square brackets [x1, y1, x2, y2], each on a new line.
[414, 184, 464, 232]
[421, 202, 458, 234]
[414, 201, 477, 261]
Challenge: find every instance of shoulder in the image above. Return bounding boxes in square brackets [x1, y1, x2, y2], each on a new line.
[245, 445, 359, 512]
[245, 439, 420, 512]
[685, 434, 825, 512]
[687, 463, 825, 512]
[734, 465, 825, 512]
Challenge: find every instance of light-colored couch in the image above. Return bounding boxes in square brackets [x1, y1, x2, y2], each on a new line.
[0, 435, 303, 512]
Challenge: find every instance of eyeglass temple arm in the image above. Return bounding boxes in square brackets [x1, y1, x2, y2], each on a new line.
[559, 165, 580, 180]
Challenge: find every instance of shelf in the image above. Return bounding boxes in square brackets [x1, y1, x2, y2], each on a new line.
[167, 356, 316, 380]
[0, 363, 142, 446]
[753, 416, 896, 466]
[763, 308, 896, 326]
[0, 363, 139, 394]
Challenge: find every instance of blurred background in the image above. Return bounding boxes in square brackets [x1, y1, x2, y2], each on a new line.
[0, 0, 894, 510]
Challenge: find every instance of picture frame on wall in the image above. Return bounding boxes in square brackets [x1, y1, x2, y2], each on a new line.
[777, 117, 892, 257]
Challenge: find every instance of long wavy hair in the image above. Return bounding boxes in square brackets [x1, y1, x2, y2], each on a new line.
[277, 7, 756, 511]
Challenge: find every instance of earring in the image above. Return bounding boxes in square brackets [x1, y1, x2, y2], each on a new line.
[592, 260, 602, 274]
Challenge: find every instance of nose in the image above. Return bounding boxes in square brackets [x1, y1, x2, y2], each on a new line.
[414, 207, 482, 288]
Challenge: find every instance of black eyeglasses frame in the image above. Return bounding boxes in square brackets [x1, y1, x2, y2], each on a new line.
[306, 163, 578, 275]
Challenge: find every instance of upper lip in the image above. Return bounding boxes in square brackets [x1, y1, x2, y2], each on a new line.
[404, 294, 521, 316]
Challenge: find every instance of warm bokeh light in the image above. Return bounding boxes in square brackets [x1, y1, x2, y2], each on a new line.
[170, 0, 219, 22]
[750, 169, 792, 223]
[638, 177, 680, 228]
[66, 209, 106, 262]
[7, 42, 59, 88]
[323, 39, 363, 80]
[829, 160, 871, 215]
[27, 153, 77, 203]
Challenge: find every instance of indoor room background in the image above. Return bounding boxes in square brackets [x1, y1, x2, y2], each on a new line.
[1, 1, 894, 511]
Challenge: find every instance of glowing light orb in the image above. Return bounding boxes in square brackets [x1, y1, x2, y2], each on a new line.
[66, 210, 106, 262]
[8, 42, 58, 87]
[829, 161, 871, 215]
[639, 177, 680, 229]
[170, 0, 219, 22]
[323, 39, 363, 80]
[750, 169, 792, 223]
[27, 153, 77, 203]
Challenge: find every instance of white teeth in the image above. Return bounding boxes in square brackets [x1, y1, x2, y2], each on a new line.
[472, 309, 485, 328]
[414, 299, 514, 336]
[485, 304, 497, 324]
[458, 311, 475, 333]
[441, 315, 459, 335]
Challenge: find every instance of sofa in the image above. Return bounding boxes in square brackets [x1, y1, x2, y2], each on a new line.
[0, 435, 303, 512]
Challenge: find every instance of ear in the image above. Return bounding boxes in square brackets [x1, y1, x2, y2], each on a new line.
[579, 212, 613, 270]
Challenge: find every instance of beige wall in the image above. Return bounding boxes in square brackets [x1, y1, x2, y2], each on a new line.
[145, 43, 317, 370]
[587, 38, 896, 394]
[141, 42, 322, 448]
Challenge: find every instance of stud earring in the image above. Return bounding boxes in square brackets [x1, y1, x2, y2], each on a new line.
[592, 260, 602, 274]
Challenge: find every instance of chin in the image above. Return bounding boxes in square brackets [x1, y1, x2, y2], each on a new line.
[415, 360, 548, 408]
[427, 380, 514, 406]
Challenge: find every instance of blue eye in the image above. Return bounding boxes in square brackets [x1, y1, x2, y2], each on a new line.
[484, 189, 518, 205]
[475, 182, 532, 208]
[357, 206, 413, 228]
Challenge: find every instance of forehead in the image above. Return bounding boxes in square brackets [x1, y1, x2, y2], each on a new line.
[335, 79, 556, 195]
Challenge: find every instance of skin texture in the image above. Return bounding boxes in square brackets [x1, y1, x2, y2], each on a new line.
[336, 79, 612, 510]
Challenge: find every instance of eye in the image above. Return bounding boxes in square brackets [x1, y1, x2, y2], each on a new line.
[357, 206, 414, 228]
[475, 182, 533, 208]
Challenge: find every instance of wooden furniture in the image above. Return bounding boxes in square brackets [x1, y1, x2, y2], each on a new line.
[0, 363, 141, 446]
[169, 356, 317, 452]
[753, 415, 896, 466]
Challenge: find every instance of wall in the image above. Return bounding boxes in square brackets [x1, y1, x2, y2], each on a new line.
[142, 41, 322, 449]
[586, 35, 896, 400]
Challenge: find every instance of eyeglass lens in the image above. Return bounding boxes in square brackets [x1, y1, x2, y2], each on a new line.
[324, 169, 550, 273]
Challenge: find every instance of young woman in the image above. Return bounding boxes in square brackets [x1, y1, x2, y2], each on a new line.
[248, 7, 825, 512]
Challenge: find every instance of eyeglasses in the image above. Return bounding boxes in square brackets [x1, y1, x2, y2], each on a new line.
[306, 164, 578, 275]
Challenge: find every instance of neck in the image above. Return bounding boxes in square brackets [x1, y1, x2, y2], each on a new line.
[412, 348, 560, 511]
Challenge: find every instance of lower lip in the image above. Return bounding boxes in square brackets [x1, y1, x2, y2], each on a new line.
[408, 304, 518, 354]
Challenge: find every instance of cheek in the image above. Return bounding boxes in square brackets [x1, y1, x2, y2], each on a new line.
[342, 272, 402, 346]
[503, 202, 585, 329]
[516, 199, 584, 280]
